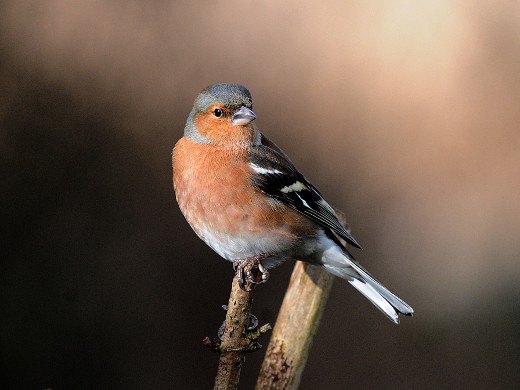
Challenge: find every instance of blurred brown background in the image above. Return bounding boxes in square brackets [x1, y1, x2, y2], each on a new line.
[1, 1, 519, 389]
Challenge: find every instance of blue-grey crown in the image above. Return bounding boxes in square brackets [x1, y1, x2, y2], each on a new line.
[194, 83, 253, 112]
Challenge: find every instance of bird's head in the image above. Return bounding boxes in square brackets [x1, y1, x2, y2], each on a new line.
[184, 83, 259, 146]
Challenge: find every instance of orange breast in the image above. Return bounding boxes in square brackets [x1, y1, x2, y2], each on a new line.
[172, 138, 314, 254]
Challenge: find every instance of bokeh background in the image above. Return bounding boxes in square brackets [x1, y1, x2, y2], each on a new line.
[2, 1, 519, 389]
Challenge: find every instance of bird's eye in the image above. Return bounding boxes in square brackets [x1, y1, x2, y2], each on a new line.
[213, 108, 223, 118]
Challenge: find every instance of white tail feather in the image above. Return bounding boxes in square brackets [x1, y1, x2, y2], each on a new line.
[322, 246, 414, 324]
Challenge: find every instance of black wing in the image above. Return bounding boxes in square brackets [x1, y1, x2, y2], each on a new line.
[249, 136, 361, 249]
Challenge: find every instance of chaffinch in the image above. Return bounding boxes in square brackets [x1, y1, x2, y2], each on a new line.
[172, 83, 413, 323]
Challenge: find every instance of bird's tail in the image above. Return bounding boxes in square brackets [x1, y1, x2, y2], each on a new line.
[322, 247, 414, 324]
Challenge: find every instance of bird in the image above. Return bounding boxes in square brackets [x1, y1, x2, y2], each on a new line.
[172, 83, 413, 323]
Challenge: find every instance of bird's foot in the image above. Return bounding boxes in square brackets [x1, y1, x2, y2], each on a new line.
[217, 305, 259, 340]
[233, 254, 270, 290]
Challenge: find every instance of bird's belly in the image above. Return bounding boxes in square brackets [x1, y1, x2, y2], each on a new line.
[179, 193, 299, 262]
[196, 223, 294, 265]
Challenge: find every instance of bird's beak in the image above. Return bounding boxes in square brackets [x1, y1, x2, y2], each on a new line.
[232, 106, 256, 125]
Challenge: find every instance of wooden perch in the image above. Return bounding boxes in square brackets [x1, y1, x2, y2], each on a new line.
[213, 272, 271, 390]
[255, 262, 335, 390]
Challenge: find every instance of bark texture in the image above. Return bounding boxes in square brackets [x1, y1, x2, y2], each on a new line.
[255, 262, 334, 390]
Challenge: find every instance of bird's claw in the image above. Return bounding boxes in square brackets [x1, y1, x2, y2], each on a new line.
[233, 254, 270, 290]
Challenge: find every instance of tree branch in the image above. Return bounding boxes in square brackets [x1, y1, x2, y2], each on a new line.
[213, 272, 258, 390]
[255, 262, 335, 390]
